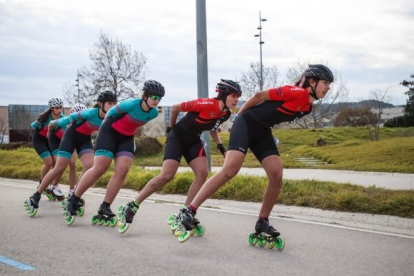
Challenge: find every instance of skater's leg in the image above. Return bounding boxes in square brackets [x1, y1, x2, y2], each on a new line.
[185, 157, 208, 206]
[103, 156, 133, 204]
[258, 155, 283, 218]
[40, 156, 54, 181]
[135, 159, 179, 203]
[38, 156, 70, 193]
[190, 150, 245, 208]
[74, 155, 110, 198]
[68, 154, 77, 190]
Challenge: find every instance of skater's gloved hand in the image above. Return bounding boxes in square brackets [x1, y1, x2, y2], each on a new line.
[166, 126, 172, 134]
[217, 143, 226, 156]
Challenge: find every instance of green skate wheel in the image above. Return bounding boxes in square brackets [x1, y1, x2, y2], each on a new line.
[91, 216, 98, 225]
[109, 217, 117, 227]
[194, 224, 205, 237]
[104, 220, 110, 226]
[178, 230, 191, 243]
[66, 216, 74, 225]
[275, 236, 285, 251]
[248, 233, 257, 246]
[167, 214, 177, 225]
[60, 200, 66, 208]
[97, 218, 104, 225]
[171, 221, 180, 231]
[77, 206, 84, 217]
[257, 234, 266, 247]
[119, 222, 129, 234]
[28, 208, 37, 217]
[117, 204, 125, 214]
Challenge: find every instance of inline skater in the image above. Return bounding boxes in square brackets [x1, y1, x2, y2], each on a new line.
[30, 98, 64, 200]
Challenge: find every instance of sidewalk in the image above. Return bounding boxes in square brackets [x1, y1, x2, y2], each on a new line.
[144, 167, 414, 190]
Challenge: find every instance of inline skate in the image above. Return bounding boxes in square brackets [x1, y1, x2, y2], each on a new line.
[177, 207, 205, 243]
[92, 203, 117, 227]
[62, 194, 85, 225]
[117, 201, 139, 234]
[248, 218, 285, 250]
[23, 192, 41, 217]
[45, 185, 65, 201]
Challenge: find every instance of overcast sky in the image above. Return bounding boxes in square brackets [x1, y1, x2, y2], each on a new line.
[1, 0, 413, 107]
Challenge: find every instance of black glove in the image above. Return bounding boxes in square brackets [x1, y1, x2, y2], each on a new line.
[166, 126, 172, 134]
[217, 143, 226, 156]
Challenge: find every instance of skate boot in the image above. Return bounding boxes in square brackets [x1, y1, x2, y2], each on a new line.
[248, 218, 285, 250]
[23, 192, 41, 217]
[92, 203, 117, 227]
[177, 207, 205, 243]
[51, 185, 65, 201]
[117, 201, 139, 234]
[44, 185, 57, 201]
[62, 194, 85, 225]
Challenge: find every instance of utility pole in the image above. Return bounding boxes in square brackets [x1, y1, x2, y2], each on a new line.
[196, 0, 211, 171]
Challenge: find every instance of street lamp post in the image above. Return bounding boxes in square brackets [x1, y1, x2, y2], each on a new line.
[75, 71, 83, 103]
[254, 11, 267, 91]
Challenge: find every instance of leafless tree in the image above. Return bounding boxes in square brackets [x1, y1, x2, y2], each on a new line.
[334, 107, 376, 127]
[364, 88, 392, 141]
[284, 59, 349, 129]
[239, 62, 279, 99]
[65, 32, 148, 105]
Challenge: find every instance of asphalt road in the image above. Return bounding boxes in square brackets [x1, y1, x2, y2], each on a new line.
[1, 178, 414, 276]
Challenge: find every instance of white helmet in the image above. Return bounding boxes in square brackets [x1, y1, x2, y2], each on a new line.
[48, 98, 63, 107]
[70, 103, 87, 113]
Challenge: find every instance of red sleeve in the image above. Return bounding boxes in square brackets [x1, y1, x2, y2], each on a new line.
[269, 86, 306, 102]
[181, 99, 215, 112]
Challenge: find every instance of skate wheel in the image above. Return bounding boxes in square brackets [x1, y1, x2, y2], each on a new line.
[174, 228, 183, 237]
[60, 200, 66, 208]
[194, 224, 205, 237]
[66, 216, 74, 226]
[116, 204, 125, 214]
[104, 220, 110, 226]
[266, 239, 275, 250]
[77, 207, 84, 217]
[109, 217, 117, 227]
[167, 214, 177, 225]
[97, 218, 104, 225]
[28, 208, 37, 217]
[171, 221, 180, 231]
[274, 236, 285, 251]
[257, 234, 266, 247]
[178, 230, 191, 243]
[248, 233, 257, 246]
[91, 216, 98, 225]
[119, 223, 129, 234]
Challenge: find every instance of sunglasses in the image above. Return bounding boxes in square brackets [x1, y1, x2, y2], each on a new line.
[149, 95, 162, 101]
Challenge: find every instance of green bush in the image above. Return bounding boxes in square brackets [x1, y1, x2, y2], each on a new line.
[134, 136, 163, 156]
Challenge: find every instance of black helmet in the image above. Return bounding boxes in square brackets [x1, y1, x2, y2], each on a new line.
[97, 91, 117, 103]
[303, 64, 334, 82]
[216, 79, 242, 96]
[143, 80, 165, 97]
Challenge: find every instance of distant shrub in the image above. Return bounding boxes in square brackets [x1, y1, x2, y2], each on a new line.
[0, 142, 33, 150]
[134, 136, 163, 156]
